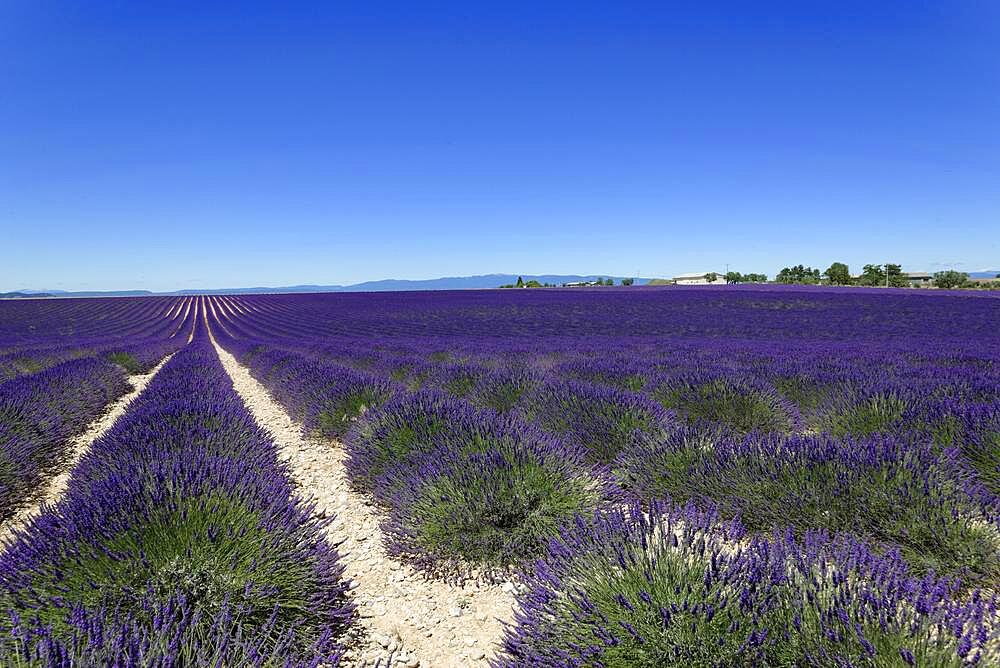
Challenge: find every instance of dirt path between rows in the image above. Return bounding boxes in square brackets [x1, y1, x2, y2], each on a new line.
[0, 354, 174, 543]
[210, 336, 515, 668]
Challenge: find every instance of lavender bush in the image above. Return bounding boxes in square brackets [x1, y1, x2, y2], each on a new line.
[376, 415, 618, 576]
[0, 357, 129, 521]
[466, 365, 543, 414]
[616, 430, 1000, 584]
[0, 332, 353, 664]
[234, 345, 396, 438]
[496, 502, 999, 667]
[518, 380, 673, 463]
[650, 372, 801, 435]
[344, 391, 468, 494]
[923, 399, 1000, 495]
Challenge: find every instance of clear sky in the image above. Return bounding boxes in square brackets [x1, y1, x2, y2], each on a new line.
[2, 1, 998, 292]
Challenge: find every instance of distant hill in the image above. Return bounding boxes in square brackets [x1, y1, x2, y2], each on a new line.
[6, 290, 155, 298]
[0, 291, 55, 299]
[9, 275, 651, 297]
[969, 271, 1000, 279]
[175, 274, 651, 294]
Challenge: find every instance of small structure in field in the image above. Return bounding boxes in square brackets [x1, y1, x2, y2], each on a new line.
[673, 272, 723, 285]
[904, 272, 933, 287]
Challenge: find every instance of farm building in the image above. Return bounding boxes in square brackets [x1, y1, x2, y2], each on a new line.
[673, 272, 723, 285]
[904, 272, 933, 286]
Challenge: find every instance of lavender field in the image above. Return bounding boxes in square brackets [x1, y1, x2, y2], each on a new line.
[1, 287, 998, 666]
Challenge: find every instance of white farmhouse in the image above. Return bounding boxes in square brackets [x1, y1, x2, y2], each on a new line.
[673, 272, 724, 285]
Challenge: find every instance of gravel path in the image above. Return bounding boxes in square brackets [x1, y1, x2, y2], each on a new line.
[209, 333, 516, 668]
[0, 354, 174, 542]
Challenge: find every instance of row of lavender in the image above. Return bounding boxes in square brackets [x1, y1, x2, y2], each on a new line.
[212, 345, 999, 664]
[0, 298, 195, 527]
[207, 291, 1000, 458]
[0, 322, 354, 664]
[0, 296, 187, 349]
[0, 296, 195, 382]
[276, 339, 1000, 584]
[208, 289, 1000, 664]
[211, 294, 1000, 579]
[0, 357, 128, 523]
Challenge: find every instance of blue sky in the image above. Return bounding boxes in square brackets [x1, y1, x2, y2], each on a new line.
[2, 1, 998, 291]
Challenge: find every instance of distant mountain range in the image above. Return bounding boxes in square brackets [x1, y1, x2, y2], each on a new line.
[7, 270, 997, 298]
[1, 291, 57, 299]
[5, 289, 157, 298]
[5, 274, 651, 298]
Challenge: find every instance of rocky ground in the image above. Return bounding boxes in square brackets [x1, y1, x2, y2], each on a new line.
[212, 338, 516, 667]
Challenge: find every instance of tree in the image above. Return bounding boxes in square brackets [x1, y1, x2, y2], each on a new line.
[933, 270, 969, 289]
[776, 265, 820, 284]
[604, 278, 615, 286]
[886, 264, 907, 288]
[704, 272, 719, 283]
[621, 278, 634, 286]
[524, 280, 543, 288]
[824, 262, 851, 285]
[858, 264, 885, 287]
[724, 271, 743, 285]
[743, 273, 768, 283]
[516, 276, 524, 288]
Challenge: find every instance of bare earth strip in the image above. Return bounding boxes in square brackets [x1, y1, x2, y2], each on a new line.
[210, 337, 515, 668]
[0, 354, 174, 542]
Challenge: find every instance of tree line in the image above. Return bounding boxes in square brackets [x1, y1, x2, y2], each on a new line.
[500, 277, 635, 288]
[774, 263, 987, 289]
[498, 268, 995, 290]
[719, 272, 768, 284]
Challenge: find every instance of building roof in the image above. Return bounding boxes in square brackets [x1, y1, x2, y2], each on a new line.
[904, 272, 933, 279]
[673, 271, 723, 280]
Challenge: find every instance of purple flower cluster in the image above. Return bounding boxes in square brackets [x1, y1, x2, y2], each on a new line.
[927, 398, 1000, 496]
[199, 286, 1000, 342]
[649, 370, 802, 434]
[0, 357, 129, 521]
[344, 391, 467, 493]
[0, 296, 193, 383]
[495, 502, 999, 667]
[517, 379, 674, 463]
[0, 296, 186, 348]
[358, 400, 620, 576]
[0, 298, 192, 527]
[615, 429, 1000, 584]
[216, 336, 397, 439]
[0, 325, 353, 665]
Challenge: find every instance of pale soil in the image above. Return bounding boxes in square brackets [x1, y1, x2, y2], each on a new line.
[210, 334, 516, 668]
[0, 354, 174, 543]
[169, 297, 194, 339]
[205, 298, 237, 340]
